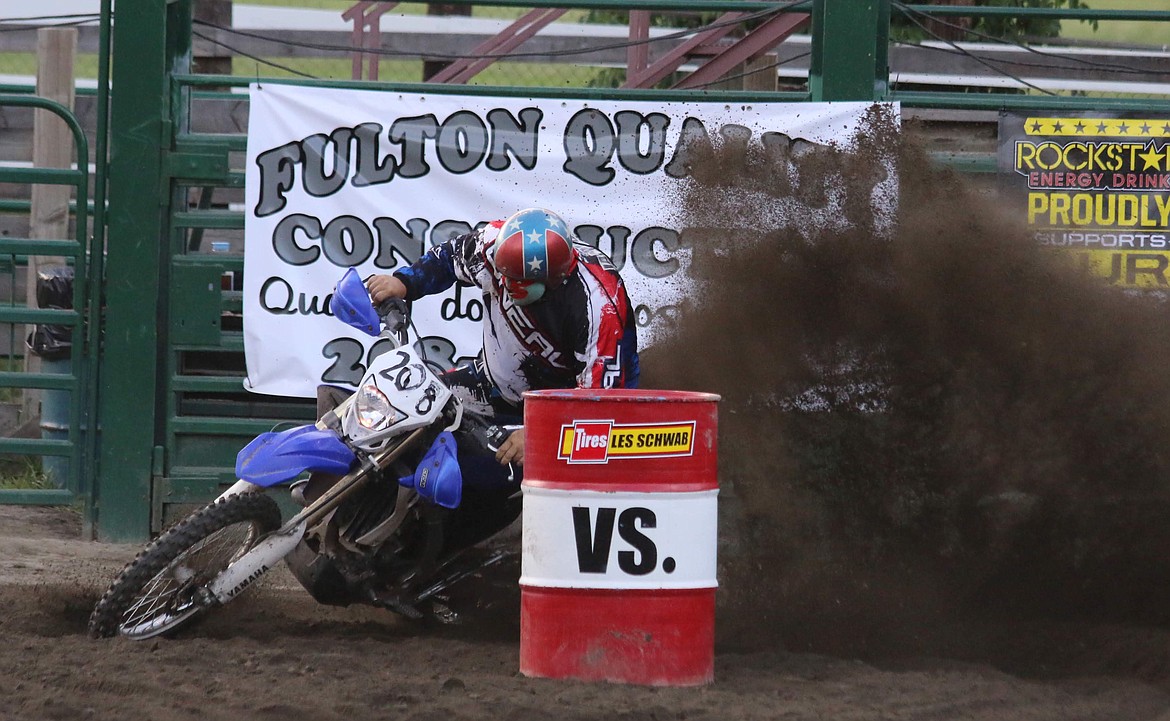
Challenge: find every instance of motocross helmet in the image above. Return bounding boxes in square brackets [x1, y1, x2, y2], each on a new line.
[492, 208, 577, 306]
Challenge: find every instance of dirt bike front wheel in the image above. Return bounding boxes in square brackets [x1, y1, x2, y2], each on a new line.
[88, 492, 282, 640]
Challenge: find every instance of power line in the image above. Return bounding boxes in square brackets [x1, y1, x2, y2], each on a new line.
[893, 2, 1056, 95]
[894, 38, 1170, 83]
[689, 50, 810, 90]
[192, 29, 317, 79]
[893, 2, 1168, 80]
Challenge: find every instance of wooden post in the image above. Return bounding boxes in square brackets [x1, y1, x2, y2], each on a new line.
[742, 54, 778, 92]
[423, 3, 472, 80]
[193, 0, 233, 76]
[703, 54, 777, 92]
[25, 27, 77, 423]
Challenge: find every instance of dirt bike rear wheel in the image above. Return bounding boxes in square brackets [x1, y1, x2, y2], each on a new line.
[88, 492, 282, 640]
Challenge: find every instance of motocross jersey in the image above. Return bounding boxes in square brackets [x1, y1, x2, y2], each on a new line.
[392, 220, 640, 405]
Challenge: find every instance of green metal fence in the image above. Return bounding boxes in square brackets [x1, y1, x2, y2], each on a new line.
[0, 95, 100, 530]
[79, 0, 1170, 540]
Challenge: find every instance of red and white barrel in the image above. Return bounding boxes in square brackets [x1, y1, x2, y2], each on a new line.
[519, 388, 720, 687]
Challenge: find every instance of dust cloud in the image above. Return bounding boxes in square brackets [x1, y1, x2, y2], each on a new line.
[642, 106, 1170, 658]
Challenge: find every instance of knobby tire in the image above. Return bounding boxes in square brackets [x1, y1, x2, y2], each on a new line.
[88, 492, 282, 640]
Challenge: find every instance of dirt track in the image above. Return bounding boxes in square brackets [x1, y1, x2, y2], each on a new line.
[1, 504, 1169, 721]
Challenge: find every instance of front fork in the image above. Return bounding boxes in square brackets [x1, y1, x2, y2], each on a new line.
[206, 518, 307, 603]
[204, 425, 432, 605]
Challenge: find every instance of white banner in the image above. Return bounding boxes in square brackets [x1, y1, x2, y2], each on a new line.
[244, 83, 896, 397]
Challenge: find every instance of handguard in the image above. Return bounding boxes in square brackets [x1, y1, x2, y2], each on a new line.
[331, 267, 381, 336]
[398, 431, 463, 509]
[236, 425, 355, 487]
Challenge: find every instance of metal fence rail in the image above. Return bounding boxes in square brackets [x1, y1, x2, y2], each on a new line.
[0, 94, 94, 512]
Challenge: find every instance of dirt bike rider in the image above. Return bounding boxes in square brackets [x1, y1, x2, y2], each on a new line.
[367, 207, 641, 478]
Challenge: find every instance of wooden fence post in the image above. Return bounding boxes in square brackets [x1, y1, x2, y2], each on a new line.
[193, 0, 233, 76]
[24, 27, 77, 424]
[743, 54, 779, 92]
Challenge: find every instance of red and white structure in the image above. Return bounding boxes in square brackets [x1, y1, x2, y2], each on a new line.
[519, 389, 720, 686]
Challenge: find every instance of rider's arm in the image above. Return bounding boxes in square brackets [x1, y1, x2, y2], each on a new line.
[575, 286, 640, 391]
[384, 229, 491, 303]
[379, 241, 462, 302]
[578, 324, 639, 390]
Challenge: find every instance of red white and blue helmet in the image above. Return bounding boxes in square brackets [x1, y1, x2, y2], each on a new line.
[492, 207, 577, 306]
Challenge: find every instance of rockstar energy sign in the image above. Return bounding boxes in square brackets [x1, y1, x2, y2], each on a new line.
[999, 113, 1170, 288]
[557, 420, 696, 464]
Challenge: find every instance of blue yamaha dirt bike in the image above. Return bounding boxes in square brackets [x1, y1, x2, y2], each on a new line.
[89, 269, 519, 639]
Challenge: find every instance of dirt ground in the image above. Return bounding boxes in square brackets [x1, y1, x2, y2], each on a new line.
[1, 503, 1169, 721]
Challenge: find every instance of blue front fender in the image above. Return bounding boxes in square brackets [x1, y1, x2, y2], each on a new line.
[235, 425, 355, 487]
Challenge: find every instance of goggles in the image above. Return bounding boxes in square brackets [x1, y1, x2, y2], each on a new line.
[501, 275, 546, 306]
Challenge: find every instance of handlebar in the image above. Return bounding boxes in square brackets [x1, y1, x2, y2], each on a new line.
[485, 424, 522, 484]
[375, 296, 410, 340]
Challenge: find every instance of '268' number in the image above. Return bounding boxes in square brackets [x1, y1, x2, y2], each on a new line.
[320, 338, 397, 386]
[320, 336, 459, 386]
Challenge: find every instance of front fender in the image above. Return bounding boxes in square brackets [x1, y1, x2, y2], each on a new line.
[236, 425, 355, 487]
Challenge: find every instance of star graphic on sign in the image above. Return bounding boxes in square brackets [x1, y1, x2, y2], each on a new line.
[526, 230, 543, 245]
[527, 256, 544, 272]
[1118, 123, 1130, 134]
[1096, 122, 1109, 134]
[1138, 146, 1163, 171]
[1029, 120, 1044, 133]
[1052, 121, 1065, 133]
[1141, 123, 1153, 135]
[1074, 121, 1086, 134]
[1163, 123, 1170, 136]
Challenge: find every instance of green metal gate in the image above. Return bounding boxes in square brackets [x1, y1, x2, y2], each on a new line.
[0, 94, 102, 531]
[89, 0, 1170, 541]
